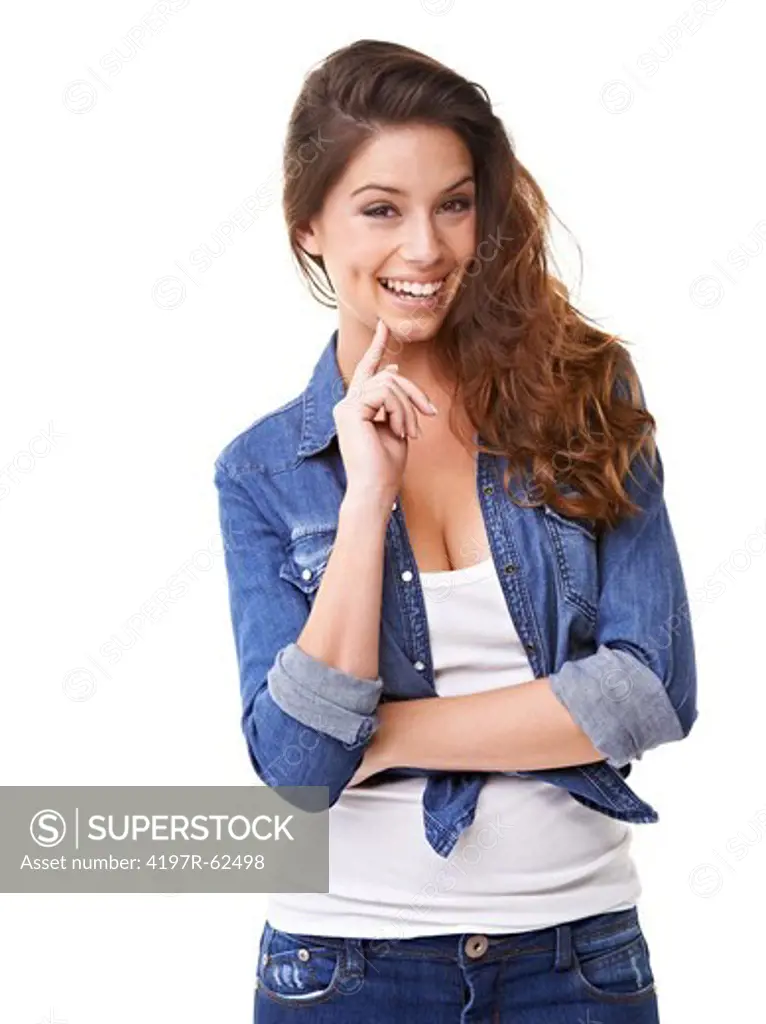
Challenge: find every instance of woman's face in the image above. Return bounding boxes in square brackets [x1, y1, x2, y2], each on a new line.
[297, 123, 477, 345]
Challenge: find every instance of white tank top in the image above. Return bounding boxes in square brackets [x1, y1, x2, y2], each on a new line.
[266, 556, 640, 939]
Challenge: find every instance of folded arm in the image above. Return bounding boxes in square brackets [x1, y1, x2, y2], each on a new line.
[363, 678, 605, 776]
[360, 443, 698, 779]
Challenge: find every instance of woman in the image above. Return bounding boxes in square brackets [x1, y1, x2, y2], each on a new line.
[214, 39, 697, 1022]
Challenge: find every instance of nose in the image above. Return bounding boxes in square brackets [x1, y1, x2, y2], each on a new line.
[399, 211, 443, 265]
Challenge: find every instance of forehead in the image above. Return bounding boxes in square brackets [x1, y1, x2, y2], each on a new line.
[339, 123, 473, 194]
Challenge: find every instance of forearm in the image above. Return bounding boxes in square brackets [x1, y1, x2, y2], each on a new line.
[380, 678, 607, 773]
[245, 684, 371, 802]
[296, 490, 391, 681]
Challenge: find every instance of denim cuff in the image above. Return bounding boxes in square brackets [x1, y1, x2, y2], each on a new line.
[548, 644, 684, 768]
[266, 642, 383, 747]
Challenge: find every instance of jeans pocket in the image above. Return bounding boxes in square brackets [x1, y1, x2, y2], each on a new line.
[571, 910, 657, 1003]
[256, 922, 346, 1006]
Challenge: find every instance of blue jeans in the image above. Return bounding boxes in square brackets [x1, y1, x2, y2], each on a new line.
[254, 906, 660, 1022]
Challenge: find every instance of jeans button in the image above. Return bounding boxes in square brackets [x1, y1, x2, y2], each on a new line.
[464, 934, 489, 959]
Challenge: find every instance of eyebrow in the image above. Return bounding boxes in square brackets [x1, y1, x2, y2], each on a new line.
[350, 174, 475, 198]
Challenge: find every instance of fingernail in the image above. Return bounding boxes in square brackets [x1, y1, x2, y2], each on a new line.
[428, 401, 438, 414]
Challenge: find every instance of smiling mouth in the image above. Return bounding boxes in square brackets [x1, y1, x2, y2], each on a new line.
[377, 272, 456, 305]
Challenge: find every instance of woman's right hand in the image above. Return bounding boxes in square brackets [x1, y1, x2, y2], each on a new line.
[333, 318, 438, 505]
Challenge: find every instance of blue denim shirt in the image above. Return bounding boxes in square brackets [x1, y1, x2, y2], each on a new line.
[214, 329, 698, 859]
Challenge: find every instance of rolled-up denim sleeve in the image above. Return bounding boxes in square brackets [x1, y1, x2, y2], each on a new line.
[214, 457, 383, 803]
[548, 442, 698, 769]
[268, 642, 382, 745]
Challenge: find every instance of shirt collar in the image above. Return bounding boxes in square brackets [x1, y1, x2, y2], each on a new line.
[297, 328, 346, 459]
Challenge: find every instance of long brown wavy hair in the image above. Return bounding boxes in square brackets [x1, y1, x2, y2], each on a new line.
[282, 39, 658, 530]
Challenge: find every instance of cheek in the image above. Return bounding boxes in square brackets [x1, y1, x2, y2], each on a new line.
[320, 220, 382, 280]
[342, 243, 387, 285]
[324, 256, 374, 295]
[330, 261, 385, 310]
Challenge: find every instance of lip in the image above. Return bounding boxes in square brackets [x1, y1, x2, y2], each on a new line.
[377, 272, 451, 286]
[378, 275, 449, 285]
[376, 270, 457, 311]
[378, 278, 446, 309]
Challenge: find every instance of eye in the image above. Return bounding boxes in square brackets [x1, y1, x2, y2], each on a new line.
[441, 196, 473, 214]
[362, 196, 474, 220]
[363, 203, 396, 219]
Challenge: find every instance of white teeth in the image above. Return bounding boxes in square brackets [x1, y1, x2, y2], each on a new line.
[380, 277, 446, 297]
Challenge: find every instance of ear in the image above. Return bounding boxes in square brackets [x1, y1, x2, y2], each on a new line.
[295, 221, 322, 258]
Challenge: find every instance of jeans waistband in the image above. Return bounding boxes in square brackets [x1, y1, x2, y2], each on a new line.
[265, 905, 640, 965]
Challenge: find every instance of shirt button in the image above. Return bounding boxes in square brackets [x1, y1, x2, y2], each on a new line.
[414, 660, 425, 671]
[297, 948, 310, 962]
[504, 563, 518, 575]
[392, 500, 398, 511]
[301, 568, 312, 580]
[401, 570, 413, 582]
[483, 484, 494, 495]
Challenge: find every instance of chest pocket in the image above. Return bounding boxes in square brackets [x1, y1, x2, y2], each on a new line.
[542, 505, 600, 624]
[278, 528, 336, 598]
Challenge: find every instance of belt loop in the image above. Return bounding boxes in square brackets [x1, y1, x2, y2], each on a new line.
[338, 937, 365, 995]
[553, 924, 573, 971]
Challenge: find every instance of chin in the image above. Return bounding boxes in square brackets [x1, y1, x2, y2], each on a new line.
[382, 309, 446, 343]
[386, 321, 439, 346]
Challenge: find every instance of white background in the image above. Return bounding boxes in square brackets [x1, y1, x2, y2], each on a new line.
[2, 1, 764, 1021]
